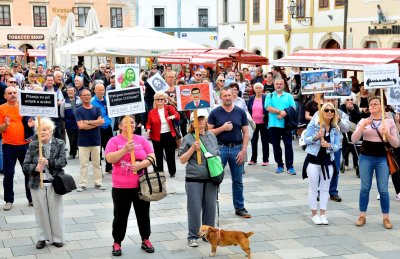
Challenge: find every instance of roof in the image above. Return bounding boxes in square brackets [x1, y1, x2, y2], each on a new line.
[271, 48, 400, 71]
[0, 49, 25, 56]
[27, 49, 48, 57]
[158, 49, 210, 64]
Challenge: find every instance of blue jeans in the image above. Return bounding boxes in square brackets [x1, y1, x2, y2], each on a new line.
[3, 144, 32, 203]
[269, 127, 294, 169]
[329, 149, 342, 196]
[359, 154, 390, 214]
[219, 144, 245, 210]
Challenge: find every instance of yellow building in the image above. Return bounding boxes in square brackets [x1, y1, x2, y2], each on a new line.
[347, 0, 400, 48]
[0, 0, 135, 65]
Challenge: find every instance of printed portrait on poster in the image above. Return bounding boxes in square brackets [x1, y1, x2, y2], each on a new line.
[176, 83, 213, 111]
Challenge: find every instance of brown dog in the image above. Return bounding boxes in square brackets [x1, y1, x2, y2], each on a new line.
[199, 225, 254, 258]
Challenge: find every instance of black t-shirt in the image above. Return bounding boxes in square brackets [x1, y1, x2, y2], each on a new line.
[263, 83, 274, 93]
[208, 106, 248, 144]
[75, 106, 102, 147]
[305, 100, 319, 121]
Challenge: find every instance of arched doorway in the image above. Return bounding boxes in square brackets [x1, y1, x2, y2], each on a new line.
[322, 39, 340, 49]
[274, 50, 284, 59]
[393, 42, 400, 48]
[18, 44, 34, 65]
[220, 40, 235, 49]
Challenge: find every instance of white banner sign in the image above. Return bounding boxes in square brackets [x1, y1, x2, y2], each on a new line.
[19, 90, 58, 118]
[364, 63, 399, 89]
[106, 87, 145, 118]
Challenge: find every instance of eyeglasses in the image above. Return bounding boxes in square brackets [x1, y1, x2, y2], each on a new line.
[8, 81, 17, 84]
[235, 74, 240, 76]
[369, 103, 380, 106]
[324, 109, 335, 113]
[155, 98, 165, 101]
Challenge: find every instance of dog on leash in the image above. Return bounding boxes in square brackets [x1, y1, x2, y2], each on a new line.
[199, 225, 254, 258]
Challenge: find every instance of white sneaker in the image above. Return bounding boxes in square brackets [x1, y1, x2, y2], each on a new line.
[76, 186, 86, 192]
[95, 184, 106, 190]
[396, 193, 400, 201]
[320, 215, 329, 225]
[377, 194, 380, 200]
[188, 239, 198, 247]
[312, 215, 322, 225]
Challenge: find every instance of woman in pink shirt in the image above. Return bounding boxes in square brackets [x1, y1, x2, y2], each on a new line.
[352, 96, 399, 229]
[105, 115, 156, 256]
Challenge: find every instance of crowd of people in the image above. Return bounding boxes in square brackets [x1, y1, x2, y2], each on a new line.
[1, 61, 400, 255]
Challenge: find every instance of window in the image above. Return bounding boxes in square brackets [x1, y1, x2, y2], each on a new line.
[296, 0, 306, 17]
[335, 0, 345, 6]
[74, 7, 90, 27]
[110, 8, 123, 28]
[365, 41, 378, 48]
[154, 8, 164, 27]
[275, 0, 283, 21]
[253, 0, 260, 23]
[223, 0, 228, 23]
[319, 0, 329, 8]
[198, 9, 208, 27]
[240, 0, 246, 21]
[0, 5, 11, 26]
[33, 6, 47, 27]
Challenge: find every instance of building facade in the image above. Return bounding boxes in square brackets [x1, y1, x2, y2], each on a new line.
[347, 0, 400, 49]
[136, 0, 218, 48]
[247, 0, 345, 64]
[0, 0, 135, 65]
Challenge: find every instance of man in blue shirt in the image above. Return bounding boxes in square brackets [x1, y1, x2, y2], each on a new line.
[208, 87, 251, 218]
[265, 79, 296, 175]
[91, 84, 113, 173]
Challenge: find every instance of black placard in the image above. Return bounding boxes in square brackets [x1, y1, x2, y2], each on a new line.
[20, 92, 56, 107]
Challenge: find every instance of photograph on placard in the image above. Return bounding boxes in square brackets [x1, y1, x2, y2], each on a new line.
[106, 87, 146, 118]
[115, 64, 140, 89]
[364, 63, 399, 90]
[148, 72, 169, 92]
[301, 69, 334, 95]
[386, 78, 400, 105]
[324, 78, 352, 99]
[176, 83, 212, 111]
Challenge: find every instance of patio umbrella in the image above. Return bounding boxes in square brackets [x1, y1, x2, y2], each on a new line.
[61, 13, 76, 71]
[84, 8, 105, 73]
[48, 16, 61, 68]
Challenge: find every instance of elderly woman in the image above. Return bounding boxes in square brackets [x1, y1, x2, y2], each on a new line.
[22, 117, 67, 249]
[105, 115, 156, 256]
[303, 102, 342, 225]
[247, 82, 269, 166]
[179, 109, 218, 247]
[352, 96, 399, 229]
[146, 91, 180, 177]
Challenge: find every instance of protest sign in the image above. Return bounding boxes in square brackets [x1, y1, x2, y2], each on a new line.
[386, 78, 400, 105]
[148, 72, 169, 92]
[176, 83, 212, 111]
[115, 64, 140, 89]
[301, 69, 334, 95]
[106, 87, 145, 118]
[364, 63, 399, 90]
[19, 90, 58, 118]
[324, 78, 352, 99]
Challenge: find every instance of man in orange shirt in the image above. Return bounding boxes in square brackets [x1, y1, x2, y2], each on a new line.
[0, 87, 33, 211]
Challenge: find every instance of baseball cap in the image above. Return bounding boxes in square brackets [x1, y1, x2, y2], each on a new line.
[190, 109, 209, 122]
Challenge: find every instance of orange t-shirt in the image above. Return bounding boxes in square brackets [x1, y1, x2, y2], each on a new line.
[0, 103, 28, 145]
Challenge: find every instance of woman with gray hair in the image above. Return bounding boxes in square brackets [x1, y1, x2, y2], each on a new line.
[22, 117, 67, 249]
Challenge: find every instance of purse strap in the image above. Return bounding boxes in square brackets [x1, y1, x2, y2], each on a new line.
[374, 127, 390, 150]
[192, 134, 208, 154]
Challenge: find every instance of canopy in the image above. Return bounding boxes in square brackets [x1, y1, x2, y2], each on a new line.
[0, 49, 25, 56]
[56, 26, 207, 57]
[158, 49, 210, 64]
[27, 49, 47, 57]
[271, 48, 400, 71]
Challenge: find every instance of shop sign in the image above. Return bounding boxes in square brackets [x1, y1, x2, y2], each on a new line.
[7, 34, 45, 40]
[368, 25, 400, 35]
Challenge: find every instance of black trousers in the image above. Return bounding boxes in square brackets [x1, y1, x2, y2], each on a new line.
[66, 128, 79, 157]
[250, 123, 269, 163]
[100, 126, 113, 172]
[112, 188, 151, 244]
[342, 133, 358, 166]
[152, 132, 176, 175]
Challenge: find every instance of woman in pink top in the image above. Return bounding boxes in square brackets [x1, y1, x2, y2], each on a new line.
[105, 115, 156, 256]
[352, 96, 399, 230]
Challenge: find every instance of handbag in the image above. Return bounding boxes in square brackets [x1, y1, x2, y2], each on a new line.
[197, 136, 224, 186]
[375, 128, 400, 175]
[138, 157, 167, 202]
[167, 105, 182, 147]
[52, 174, 77, 195]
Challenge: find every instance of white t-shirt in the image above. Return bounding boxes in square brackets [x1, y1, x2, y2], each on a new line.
[158, 108, 171, 133]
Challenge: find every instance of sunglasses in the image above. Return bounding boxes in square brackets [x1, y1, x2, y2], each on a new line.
[219, 80, 225, 82]
[324, 109, 335, 113]
[195, 74, 202, 76]
[346, 99, 353, 101]
[155, 98, 165, 101]
[8, 81, 17, 84]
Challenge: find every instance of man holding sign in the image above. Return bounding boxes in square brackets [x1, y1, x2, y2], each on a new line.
[0, 87, 33, 210]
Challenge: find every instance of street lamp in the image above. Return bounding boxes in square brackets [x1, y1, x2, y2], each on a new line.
[287, 0, 313, 26]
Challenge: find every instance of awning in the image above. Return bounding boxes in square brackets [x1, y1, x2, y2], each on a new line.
[158, 49, 210, 64]
[27, 49, 48, 57]
[271, 48, 400, 71]
[0, 49, 25, 56]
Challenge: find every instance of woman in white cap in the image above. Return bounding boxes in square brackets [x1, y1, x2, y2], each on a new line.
[178, 109, 219, 248]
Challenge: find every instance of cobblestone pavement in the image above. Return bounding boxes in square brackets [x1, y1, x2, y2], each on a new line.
[1, 139, 400, 258]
